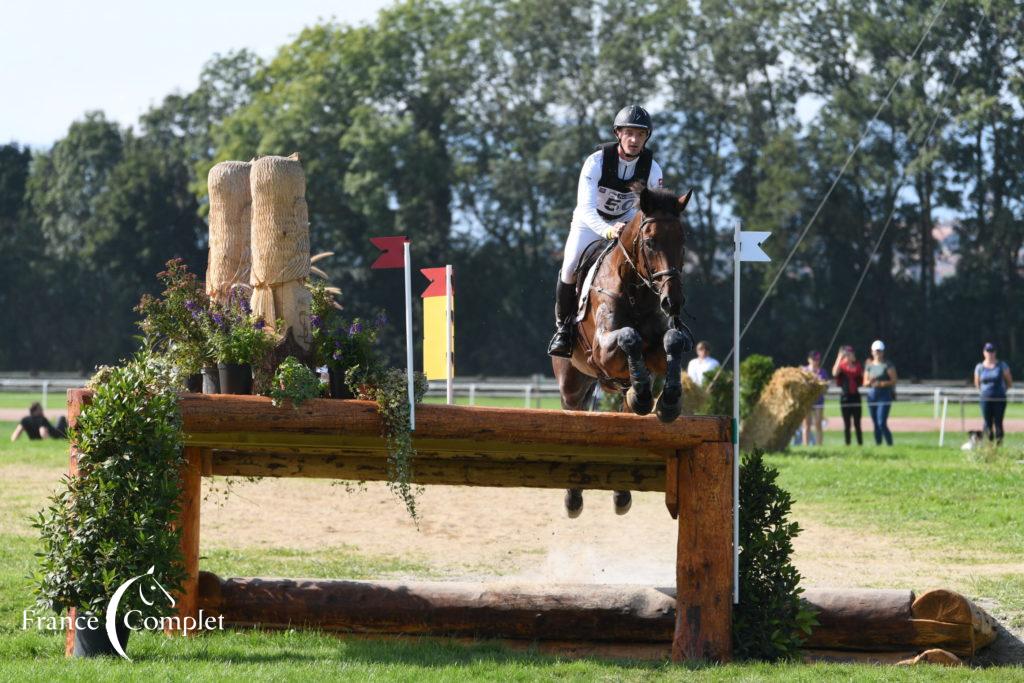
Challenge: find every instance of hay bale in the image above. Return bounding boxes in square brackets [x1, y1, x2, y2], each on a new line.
[249, 153, 311, 350]
[739, 367, 827, 452]
[206, 161, 252, 304]
[680, 373, 707, 416]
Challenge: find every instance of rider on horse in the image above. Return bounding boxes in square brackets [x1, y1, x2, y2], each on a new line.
[547, 105, 664, 358]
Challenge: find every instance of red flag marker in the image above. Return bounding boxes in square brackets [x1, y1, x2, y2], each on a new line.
[370, 236, 409, 269]
[420, 267, 449, 298]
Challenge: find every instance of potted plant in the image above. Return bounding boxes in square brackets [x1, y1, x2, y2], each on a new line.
[134, 258, 215, 392]
[208, 295, 277, 395]
[269, 356, 324, 407]
[34, 353, 188, 658]
[309, 279, 388, 399]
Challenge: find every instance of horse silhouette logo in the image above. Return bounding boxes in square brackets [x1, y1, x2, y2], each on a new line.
[105, 565, 175, 661]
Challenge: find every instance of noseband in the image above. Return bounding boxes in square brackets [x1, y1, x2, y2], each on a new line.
[616, 215, 682, 296]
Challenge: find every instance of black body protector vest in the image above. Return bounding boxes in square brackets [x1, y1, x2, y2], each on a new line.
[594, 141, 653, 220]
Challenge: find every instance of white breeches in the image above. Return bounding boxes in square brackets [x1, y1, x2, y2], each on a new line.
[559, 226, 604, 283]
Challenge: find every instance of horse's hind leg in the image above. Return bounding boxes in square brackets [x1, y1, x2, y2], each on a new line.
[655, 328, 688, 423]
[552, 357, 596, 518]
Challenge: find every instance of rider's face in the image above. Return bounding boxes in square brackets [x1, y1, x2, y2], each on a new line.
[616, 127, 648, 157]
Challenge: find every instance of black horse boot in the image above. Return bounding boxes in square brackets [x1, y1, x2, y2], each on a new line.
[547, 278, 577, 358]
[565, 488, 583, 518]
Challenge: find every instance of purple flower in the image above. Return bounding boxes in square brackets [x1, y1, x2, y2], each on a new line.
[310, 315, 323, 330]
[184, 299, 199, 312]
[334, 340, 342, 348]
[239, 298, 251, 314]
[375, 313, 387, 329]
[253, 318, 266, 331]
[348, 322, 363, 336]
[211, 312, 226, 329]
[332, 349, 343, 361]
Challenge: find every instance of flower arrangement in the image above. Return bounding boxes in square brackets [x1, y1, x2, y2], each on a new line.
[206, 291, 278, 366]
[134, 258, 213, 376]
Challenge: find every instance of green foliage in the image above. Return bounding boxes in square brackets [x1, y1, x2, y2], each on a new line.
[33, 352, 187, 618]
[740, 355, 775, 419]
[269, 356, 323, 408]
[703, 368, 732, 416]
[346, 365, 428, 520]
[134, 258, 213, 374]
[701, 355, 776, 418]
[3, 0, 1023, 378]
[734, 450, 816, 660]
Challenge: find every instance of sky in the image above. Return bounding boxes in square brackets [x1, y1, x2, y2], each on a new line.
[0, 0, 395, 148]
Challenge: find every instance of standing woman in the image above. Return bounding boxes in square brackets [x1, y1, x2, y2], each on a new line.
[832, 346, 864, 446]
[863, 340, 897, 446]
[974, 342, 1013, 445]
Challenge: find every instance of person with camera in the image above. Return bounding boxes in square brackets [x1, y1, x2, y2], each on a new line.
[863, 340, 897, 445]
[832, 345, 864, 446]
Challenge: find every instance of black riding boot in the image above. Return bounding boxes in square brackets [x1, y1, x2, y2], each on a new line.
[546, 278, 577, 358]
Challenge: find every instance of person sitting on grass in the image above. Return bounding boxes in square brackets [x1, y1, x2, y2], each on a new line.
[9, 402, 67, 441]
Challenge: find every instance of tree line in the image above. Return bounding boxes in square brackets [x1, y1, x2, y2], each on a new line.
[1, 0, 1020, 379]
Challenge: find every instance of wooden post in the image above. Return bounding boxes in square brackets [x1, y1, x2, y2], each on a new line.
[167, 446, 203, 634]
[672, 441, 733, 662]
[64, 389, 87, 657]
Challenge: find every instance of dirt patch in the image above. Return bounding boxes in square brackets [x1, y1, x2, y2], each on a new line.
[199, 478, 1023, 591]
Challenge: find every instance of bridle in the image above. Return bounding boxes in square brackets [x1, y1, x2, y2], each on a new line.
[616, 215, 682, 297]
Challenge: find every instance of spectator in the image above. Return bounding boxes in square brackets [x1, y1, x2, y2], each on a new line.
[832, 346, 864, 446]
[800, 350, 829, 445]
[687, 341, 720, 386]
[863, 340, 897, 446]
[974, 342, 1012, 445]
[10, 402, 68, 441]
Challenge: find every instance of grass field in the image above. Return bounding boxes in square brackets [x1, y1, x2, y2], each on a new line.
[1, 421, 1022, 679]
[422, 393, 1024, 421]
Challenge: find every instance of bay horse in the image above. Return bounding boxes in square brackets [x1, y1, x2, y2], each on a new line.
[552, 185, 694, 517]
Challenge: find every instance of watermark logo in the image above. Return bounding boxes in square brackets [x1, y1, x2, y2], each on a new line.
[22, 566, 223, 661]
[105, 565, 174, 660]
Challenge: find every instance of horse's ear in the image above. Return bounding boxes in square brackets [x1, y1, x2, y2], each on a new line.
[633, 181, 649, 212]
[678, 189, 693, 212]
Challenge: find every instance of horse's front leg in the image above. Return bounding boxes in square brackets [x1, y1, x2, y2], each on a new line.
[595, 323, 653, 416]
[655, 328, 689, 423]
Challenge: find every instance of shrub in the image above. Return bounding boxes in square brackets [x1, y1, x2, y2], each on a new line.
[700, 355, 776, 419]
[34, 353, 188, 619]
[269, 356, 323, 407]
[733, 450, 816, 660]
[740, 354, 775, 419]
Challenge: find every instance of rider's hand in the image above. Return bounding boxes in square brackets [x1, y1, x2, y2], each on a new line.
[603, 222, 626, 240]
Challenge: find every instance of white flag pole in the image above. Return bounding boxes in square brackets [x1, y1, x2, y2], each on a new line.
[445, 265, 453, 405]
[733, 222, 741, 606]
[404, 242, 415, 430]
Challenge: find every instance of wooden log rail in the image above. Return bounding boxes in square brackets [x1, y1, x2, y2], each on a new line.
[65, 390, 735, 662]
[194, 577, 997, 660]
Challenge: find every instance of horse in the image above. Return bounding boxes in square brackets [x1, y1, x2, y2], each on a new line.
[552, 185, 694, 517]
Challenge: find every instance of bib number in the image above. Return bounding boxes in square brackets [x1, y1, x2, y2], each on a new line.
[597, 186, 636, 217]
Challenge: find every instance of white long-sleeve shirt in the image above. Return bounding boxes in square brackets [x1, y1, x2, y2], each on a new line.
[571, 150, 664, 236]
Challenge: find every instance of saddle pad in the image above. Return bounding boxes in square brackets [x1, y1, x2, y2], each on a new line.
[575, 239, 615, 323]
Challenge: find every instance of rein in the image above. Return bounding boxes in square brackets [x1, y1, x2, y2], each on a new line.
[616, 216, 682, 298]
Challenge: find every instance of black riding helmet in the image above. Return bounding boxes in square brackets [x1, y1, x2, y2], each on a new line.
[612, 105, 653, 141]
